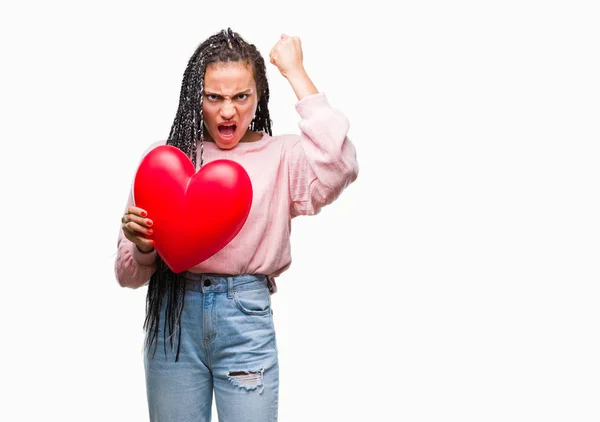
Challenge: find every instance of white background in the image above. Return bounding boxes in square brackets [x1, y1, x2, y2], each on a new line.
[1, 0, 599, 421]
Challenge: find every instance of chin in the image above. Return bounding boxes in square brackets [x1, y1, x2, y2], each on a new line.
[214, 135, 241, 149]
[216, 141, 239, 150]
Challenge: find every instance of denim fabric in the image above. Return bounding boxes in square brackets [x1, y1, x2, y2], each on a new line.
[144, 272, 279, 421]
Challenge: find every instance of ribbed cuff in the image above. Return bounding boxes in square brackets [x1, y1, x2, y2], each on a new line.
[295, 92, 329, 119]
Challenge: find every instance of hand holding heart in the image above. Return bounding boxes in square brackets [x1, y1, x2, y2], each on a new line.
[122, 206, 154, 253]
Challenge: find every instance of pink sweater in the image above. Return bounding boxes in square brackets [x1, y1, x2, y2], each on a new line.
[114, 93, 359, 289]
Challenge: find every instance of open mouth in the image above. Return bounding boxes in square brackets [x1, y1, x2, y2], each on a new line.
[217, 123, 237, 139]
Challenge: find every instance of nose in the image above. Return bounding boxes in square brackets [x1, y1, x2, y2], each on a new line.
[220, 102, 235, 120]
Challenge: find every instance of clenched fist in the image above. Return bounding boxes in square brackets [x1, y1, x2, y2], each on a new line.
[269, 34, 305, 79]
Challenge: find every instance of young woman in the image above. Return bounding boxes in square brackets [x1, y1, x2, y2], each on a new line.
[115, 28, 358, 421]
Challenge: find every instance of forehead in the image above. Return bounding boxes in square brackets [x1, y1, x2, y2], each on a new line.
[203, 61, 256, 93]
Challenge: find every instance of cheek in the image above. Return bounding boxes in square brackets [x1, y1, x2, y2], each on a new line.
[241, 101, 258, 121]
[202, 104, 217, 125]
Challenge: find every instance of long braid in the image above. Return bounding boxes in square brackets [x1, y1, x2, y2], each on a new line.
[144, 28, 273, 361]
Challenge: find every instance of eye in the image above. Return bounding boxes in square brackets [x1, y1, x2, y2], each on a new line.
[205, 94, 220, 101]
[236, 93, 249, 100]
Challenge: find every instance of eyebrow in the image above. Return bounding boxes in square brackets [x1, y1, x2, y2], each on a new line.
[204, 89, 254, 96]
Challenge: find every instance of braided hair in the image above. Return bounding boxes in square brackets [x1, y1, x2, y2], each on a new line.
[144, 28, 273, 361]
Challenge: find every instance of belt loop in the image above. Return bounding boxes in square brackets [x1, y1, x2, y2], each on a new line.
[227, 277, 233, 299]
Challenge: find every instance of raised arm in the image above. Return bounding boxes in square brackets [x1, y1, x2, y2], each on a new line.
[269, 34, 359, 216]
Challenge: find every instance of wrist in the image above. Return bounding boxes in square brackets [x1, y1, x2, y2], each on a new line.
[131, 242, 157, 266]
[136, 244, 154, 254]
[285, 68, 318, 101]
[283, 66, 307, 81]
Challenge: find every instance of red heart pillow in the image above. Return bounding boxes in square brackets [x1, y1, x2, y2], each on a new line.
[133, 145, 252, 273]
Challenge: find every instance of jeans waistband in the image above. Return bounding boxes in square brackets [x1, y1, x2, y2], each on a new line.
[182, 272, 271, 296]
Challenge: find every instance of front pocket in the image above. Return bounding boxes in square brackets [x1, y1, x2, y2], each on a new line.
[233, 288, 271, 316]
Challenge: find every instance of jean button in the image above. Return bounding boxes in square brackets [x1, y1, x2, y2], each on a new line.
[203, 279, 211, 287]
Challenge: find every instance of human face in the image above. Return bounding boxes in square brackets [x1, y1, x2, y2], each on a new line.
[202, 61, 259, 149]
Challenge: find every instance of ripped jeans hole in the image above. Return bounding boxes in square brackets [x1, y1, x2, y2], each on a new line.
[228, 369, 265, 393]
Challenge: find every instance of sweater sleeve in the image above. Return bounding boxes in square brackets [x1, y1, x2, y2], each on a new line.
[288, 93, 359, 217]
[114, 186, 158, 288]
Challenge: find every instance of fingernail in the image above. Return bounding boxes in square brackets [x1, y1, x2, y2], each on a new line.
[147, 229, 153, 235]
[141, 211, 147, 217]
[146, 220, 153, 226]
[149, 240, 155, 245]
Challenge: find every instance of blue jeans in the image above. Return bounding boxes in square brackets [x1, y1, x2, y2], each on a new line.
[144, 273, 279, 421]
